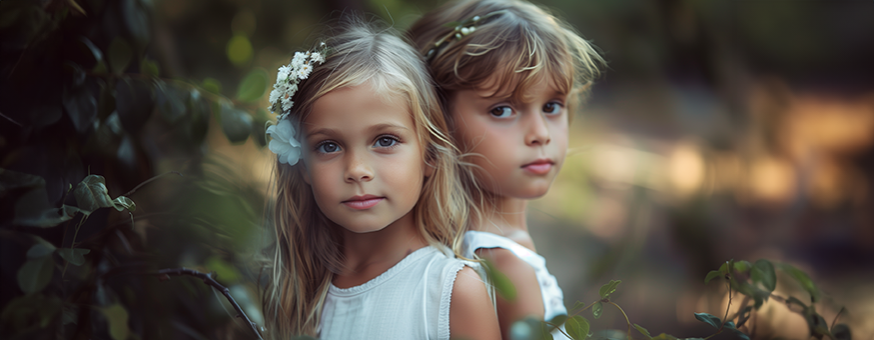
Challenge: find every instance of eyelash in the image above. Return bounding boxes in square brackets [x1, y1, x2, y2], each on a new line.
[312, 135, 401, 154]
[489, 101, 565, 118]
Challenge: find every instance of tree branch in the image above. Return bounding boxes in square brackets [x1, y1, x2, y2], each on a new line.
[154, 268, 263, 340]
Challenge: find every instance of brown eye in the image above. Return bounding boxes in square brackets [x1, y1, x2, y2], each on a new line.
[489, 106, 513, 118]
[543, 102, 562, 115]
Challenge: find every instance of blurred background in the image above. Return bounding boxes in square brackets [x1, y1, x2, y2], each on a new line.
[1, 0, 872, 339]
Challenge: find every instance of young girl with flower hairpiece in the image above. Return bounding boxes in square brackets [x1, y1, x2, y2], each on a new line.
[260, 19, 499, 340]
[408, 0, 605, 337]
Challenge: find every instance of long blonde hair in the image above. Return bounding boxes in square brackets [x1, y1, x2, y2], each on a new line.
[407, 0, 606, 217]
[262, 19, 469, 338]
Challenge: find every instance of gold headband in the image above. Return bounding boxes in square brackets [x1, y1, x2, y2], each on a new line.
[425, 10, 507, 61]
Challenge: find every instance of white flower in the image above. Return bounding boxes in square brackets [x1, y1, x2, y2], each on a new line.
[266, 119, 302, 165]
[269, 88, 281, 104]
[281, 95, 294, 111]
[297, 64, 312, 79]
[310, 52, 324, 64]
[277, 65, 292, 83]
[292, 52, 307, 68]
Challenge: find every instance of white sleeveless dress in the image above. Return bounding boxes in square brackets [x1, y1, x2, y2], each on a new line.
[318, 245, 482, 340]
[462, 230, 568, 321]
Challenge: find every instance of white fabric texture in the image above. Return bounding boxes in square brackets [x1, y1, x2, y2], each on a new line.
[462, 230, 568, 321]
[318, 245, 477, 340]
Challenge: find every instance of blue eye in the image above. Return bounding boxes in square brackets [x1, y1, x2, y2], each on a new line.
[317, 142, 340, 153]
[375, 136, 398, 148]
[543, 102, 563, 115]
[489, 106, 513, 118]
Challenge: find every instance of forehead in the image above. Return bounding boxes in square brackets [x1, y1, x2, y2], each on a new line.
[472, 73, 566, 101]
[303, 82, 413, 133]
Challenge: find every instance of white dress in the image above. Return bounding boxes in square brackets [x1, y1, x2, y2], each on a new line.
[462, 230, 568, 321]
[318, 245, 481, 340]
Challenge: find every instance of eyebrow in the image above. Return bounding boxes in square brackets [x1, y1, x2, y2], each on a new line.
[305, 123, 410, 139]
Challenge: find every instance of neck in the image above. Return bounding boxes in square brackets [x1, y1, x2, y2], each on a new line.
[476, 192, 529, 236]
[334, 212, 428, 288]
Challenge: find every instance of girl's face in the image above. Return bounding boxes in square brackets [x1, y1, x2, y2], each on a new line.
[450, 76, 569, 199]
[301, 82, 426, 233]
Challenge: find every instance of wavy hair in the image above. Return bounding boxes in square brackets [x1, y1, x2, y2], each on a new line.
[262, 19, 469, 338]
[407, 0, 605, 218]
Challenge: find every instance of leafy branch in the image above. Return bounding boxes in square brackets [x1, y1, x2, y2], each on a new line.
[153, 268, 264, 340]
[514, 259, 853, 340]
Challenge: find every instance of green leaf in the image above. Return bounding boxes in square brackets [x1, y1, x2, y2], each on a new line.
[57, 248, 91, 266]
[779, 264, 820, 303]
[693, 312, 721, 329]
[202, 78, 222, 95]
[236, 68, 268, 102]
[733, 260, 752, 273]
[570, 301, 586, 312]
[220, 103, 253, 144]
[634, 324, 652, 339]
[831, 324, 851, 340]
[565, 315, 589, 340]
[115, 77, 155, 135]
[598, 280, 621, 299]
[156, 82, 188, 123]
[548, 314, 567, 331]
[723, 321, 750, 340]
[704, 270, 722, 284]
[141, 57, 159, 77]
[187, 89, 211, 143]
[74, 174, 114, 214]
[112, 196, 136, 212]
[78, 37, 103, 68]
[17, 256, 54, 293]
[650, 334, 678, 340]
[484, 259, 517, 301]
[62, 304, 78, 325]
[751, 259, 776, 292]
[108, 38, 133, 75]
[0, 294, 62, 329]
[100, 303, 130, 340]
[592, 301, 602, 319]
[26, 243, 56, 258]
[63, 81, 98, 133]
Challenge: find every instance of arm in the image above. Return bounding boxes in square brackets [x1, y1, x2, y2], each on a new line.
[450, 266, 501, 340]
[476, 248, 544, 340]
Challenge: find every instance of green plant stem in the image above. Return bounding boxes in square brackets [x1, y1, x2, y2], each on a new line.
[544, 321, 573, 339]
[704, 280, 733, 340]
[123, 171, 183, 197]
[830, 306, 845, 330]
[569, 301, 600, 316]
[606, 301, 632, 339]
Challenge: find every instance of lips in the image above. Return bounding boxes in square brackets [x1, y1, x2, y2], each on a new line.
[521, 159, 554, 175]
[342, 195, 384, 210]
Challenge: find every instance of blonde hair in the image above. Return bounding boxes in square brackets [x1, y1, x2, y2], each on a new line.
[262, 19, 469, 338]
[407, 0, 605, 217]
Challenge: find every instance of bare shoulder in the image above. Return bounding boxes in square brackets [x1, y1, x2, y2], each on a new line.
[474, 247, 545, 339]
[450, 266, 500, 340]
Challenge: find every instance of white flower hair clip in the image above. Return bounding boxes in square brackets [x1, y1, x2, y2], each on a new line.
[266, 42, 328, 165]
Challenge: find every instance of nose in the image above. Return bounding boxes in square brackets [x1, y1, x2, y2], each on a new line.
[524, 111, 551, 146]
[345, 150, 373, 183]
